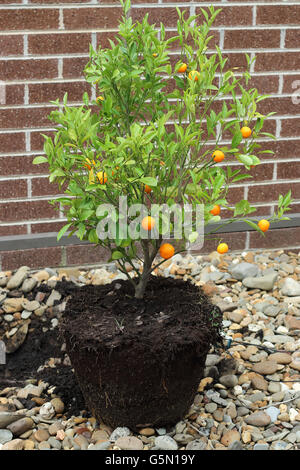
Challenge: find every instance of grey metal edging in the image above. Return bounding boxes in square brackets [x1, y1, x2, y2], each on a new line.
[0, 214, 300, 252]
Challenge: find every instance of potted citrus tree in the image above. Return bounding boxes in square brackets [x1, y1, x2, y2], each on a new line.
[33, 0, 291, 430]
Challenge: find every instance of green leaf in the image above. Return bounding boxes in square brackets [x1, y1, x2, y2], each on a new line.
[111, 250, 124, 260]
[140, 177, 157, 187]
[32, 156, 48, 165]
[231, 130, 243, 149]
[57, 223, 72, 241]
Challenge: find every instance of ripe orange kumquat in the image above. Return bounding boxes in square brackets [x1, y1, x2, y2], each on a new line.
[241, 126, 252, 138]
[210, 205, 221, 216]
[217, 243, 229, 254]
[178, 63, 187, 73]
[144, 185, 152, 194]
[83, 158, 95, 171]
[97, 171, 108, 184]
[258, 219, 270, 232]
[188, 70, 200, 81]
[159, 243, 175, 259]
[141, 216, 155, 231]
[212, 150, 225, 163]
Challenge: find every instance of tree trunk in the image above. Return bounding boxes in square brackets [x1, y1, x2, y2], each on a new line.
[134, 260, 151, 299]
[134, 238, 161, 299]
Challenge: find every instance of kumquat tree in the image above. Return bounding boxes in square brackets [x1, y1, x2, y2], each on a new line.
[34, 0, 292, 299]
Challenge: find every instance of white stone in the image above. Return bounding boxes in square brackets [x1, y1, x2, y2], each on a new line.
[233, 385, 243, 396]
[39, 402, 55, 419]
[289, 408, 299, 422]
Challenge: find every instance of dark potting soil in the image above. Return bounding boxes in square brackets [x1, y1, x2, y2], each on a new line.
[0, 276, 223, 422]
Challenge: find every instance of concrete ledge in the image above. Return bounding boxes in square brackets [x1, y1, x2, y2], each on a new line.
[0, 214, 300, 252]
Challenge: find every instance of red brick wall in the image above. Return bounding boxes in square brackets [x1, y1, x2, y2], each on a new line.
[0, 1, 300, 269]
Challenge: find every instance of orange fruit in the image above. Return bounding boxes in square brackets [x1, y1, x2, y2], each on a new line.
[212, 150, 225, 163]
[144, 185, 152, 194]
[178, 63, 187, 73]
[96, 96, 104, 104]
[97, 171, 107, 184]
[141, 216, 155, 231]
[258, 219, 270, 232]
[152, 53, 158, 57]
[217, 243, 228, 254]
[210, 205, 221, 216]
[188, 70, 200, 81]
[84, 158, 95, 171]
[241, 126, 252, 138]
[159, 243, 175, 259]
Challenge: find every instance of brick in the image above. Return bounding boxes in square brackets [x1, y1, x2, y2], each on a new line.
[31, 177, 67, 197]
[248, 182, 300, 204]
[196, 6, 253, 27]
[63, 7, 122, 30]
[277, 161, 300, 180]
[257, 5, 300, 25]
[0, 179, 27, 199]
[280, 118, 300, 138]
[131, 7, 183, 28]
[30, 132, 54, 152]
[258, 139, 300, 160]
[224, 29, 280, 50]
[0, 108, 51, 130]
[0, 59, 58, 80]
[0, 59, 58, 81]
[0, 225, 27, 236]
[220, 52, 249, 72]
[0, 9, 59, 31]
[258, 96, 297, 116]
[164, 30, 220, 51]
[250, 227, 300, 250]
[285, 29, 300, 49]
[255, 52, 300, 72]
[29, 81, 91, 105]
[31, 221, 66, 234]
[65, 244, 109, 266]
[63, 57, 89, 79]
[247, 75, 279, 95]
[0, 246, 63, 271]
[226, 186, 244, 205]
[0, 133, 26, 154]
[283, 74, 300, 95]
[28, 33, 92, 55]
[96, 30, 127, 50]
[29, 0, 91, 3]
[5, 84, 24, 106]
[0, 35, 23, 56]
[0, 200, 57, 223]
[0, 155, 48, 177]
[229, 163, 274, 183]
